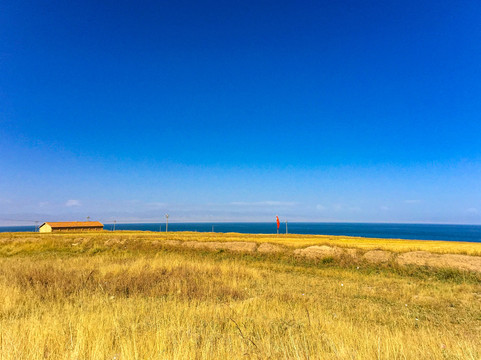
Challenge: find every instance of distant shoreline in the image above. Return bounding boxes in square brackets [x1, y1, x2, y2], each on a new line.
[1, 222, 481, 243]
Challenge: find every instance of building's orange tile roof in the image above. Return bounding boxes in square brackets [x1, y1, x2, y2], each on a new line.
[42, 221, 104, 228]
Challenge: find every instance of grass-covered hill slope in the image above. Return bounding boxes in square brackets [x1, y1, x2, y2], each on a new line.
[0, 231, 479, 359]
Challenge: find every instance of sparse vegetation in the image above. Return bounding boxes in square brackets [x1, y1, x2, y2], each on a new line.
[0, 231, 480, 359]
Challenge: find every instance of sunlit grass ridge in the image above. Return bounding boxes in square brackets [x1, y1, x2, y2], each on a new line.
[2, 230, 481, 255]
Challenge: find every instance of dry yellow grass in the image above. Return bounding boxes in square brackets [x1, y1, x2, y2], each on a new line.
[0, 231, 480, 359]
[2, 230, 481, 255]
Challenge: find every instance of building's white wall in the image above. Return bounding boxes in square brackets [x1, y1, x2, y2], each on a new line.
[39, 224, 52, 233]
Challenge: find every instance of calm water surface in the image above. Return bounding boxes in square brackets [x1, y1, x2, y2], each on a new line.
[1, 222, 481, 243]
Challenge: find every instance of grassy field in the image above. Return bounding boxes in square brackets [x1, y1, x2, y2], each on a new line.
[2, 230, 481, 255]
[0, 231, 480, 359]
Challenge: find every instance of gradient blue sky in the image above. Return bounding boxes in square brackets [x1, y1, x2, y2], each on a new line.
[1, 0, 481, 225]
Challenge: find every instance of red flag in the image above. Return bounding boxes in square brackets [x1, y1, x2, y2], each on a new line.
[276, 215, 280, 229]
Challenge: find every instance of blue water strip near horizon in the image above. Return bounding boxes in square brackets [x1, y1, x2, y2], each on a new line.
[1, 222, 481, 243]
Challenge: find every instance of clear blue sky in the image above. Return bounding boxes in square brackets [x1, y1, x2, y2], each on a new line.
[1, 0, 480, 225]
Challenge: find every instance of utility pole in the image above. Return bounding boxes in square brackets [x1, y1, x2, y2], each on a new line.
[286, 220, 288, 235]
[113, 220, 116, 231]
[165, 214, 169, 232]
[159, 223, 162, 232]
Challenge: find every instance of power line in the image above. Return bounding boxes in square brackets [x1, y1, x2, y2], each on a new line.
[0, 218, 41, 222]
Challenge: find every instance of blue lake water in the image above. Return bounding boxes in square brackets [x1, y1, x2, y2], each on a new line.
[1, 222, 481, 243]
